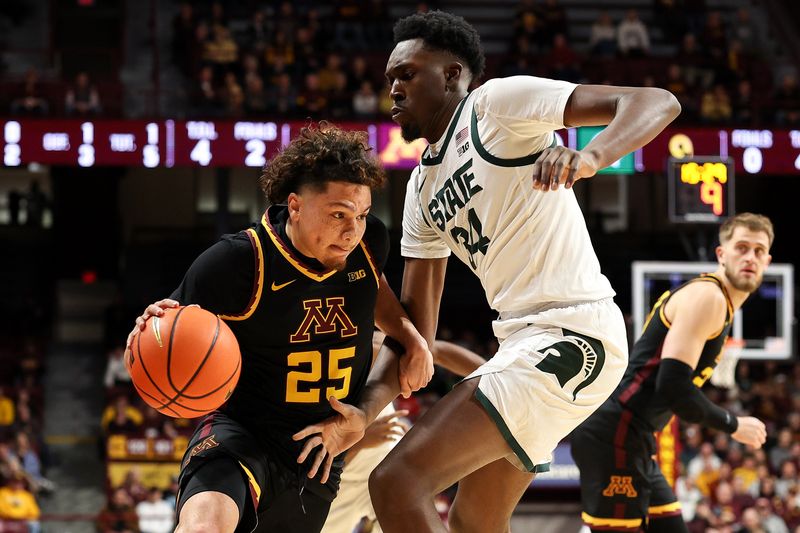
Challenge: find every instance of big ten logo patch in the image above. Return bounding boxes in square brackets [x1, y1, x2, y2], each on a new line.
[348, 269, 366, 282]
[602, 475, 638, 498]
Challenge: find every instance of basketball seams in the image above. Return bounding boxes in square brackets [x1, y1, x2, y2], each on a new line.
[133, 331, 183, 417]
[159, 310, 220, 410]
[131, 306, 241, 418]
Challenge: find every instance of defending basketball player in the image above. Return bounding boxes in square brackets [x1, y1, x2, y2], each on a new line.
[124, 123, 433, 533]
[293, 11, 681, 533]
[322, 332, 486, 533]
[571, 213, 771, 533]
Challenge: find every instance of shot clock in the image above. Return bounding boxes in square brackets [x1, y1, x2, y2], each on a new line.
[667, 156, 734, 224]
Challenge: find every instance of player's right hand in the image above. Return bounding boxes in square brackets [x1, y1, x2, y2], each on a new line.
[293, 396, 368, 484]
[125, 298, 180, 353]
[732, 416, 767, 449]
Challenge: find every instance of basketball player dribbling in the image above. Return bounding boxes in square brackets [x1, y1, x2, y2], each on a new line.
[125, 124, 433, 533]
[293, 11, 681, 533]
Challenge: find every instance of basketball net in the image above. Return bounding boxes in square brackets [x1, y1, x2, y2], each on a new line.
[710, 338, 745, 389]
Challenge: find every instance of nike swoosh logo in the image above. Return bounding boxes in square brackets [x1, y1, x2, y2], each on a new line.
[271, 279, 296, 291]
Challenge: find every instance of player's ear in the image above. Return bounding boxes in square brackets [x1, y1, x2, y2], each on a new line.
[715, 244, 725, 265]
[444, 63, 463, 89]
[287, 192, 301, 218]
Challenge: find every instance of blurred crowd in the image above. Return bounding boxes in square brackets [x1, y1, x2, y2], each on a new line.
[3, 0, 798, 126]
[678, 361, 800, 533]
[0, 338, 51, 533]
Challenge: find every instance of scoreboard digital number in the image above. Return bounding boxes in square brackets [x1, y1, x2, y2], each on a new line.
[667, 156, 734, 223]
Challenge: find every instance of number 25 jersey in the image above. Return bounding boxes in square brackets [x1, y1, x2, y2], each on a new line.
[171, 205, 388, 462]
[401, 76, 615, 315]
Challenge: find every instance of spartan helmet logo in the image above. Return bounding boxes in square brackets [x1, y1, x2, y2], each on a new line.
[535, 328, 606, 400]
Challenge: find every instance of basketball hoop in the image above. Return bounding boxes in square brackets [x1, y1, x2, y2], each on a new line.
[710, 338, 745, 389]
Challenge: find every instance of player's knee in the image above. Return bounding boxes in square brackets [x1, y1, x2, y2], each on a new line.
[368, 461, 394, 504]
[175, 520, 228, 533]
[449, 503, 509, 533]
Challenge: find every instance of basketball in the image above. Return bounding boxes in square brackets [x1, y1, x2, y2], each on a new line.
[126, 305, 241, 418]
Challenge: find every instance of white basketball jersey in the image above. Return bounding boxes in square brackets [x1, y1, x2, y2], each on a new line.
[401, 76, 615, 314]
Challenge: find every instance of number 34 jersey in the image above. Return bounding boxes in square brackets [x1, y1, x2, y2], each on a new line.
[171, 205, 388, 464]
[401, 76, 615, 315]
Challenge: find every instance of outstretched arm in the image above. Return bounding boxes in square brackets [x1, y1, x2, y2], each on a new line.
[432, 340, 485, 377]
[533, 85, 681, 191]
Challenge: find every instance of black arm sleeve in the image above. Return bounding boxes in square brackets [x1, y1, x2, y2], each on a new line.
[170, 233, 255, 316]
[655, 358, 739, 433]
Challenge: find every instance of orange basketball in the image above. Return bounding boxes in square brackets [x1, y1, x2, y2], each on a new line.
[126, 305, 241, 418]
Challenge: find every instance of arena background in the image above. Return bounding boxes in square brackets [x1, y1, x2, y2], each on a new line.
[0, 0, 798, 531]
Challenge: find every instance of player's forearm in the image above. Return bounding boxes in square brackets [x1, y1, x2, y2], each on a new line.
[583, 88, 680, 170]
[400, 257, 447, 347]
[358, 343, 403, 424]
[432, 340, 485, 377]
[374, 275, 426, 353]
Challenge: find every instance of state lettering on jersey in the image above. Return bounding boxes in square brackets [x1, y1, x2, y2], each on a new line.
[289, 297, 357, 343]
[428, 159, 482, 231]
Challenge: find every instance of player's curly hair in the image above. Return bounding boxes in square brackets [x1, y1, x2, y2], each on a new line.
[259, 122, 386, 204]
[393, 10, 485, 81]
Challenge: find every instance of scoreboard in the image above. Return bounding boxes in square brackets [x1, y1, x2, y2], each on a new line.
[2, 119, 800, 176]
[0, 119, 376, 168]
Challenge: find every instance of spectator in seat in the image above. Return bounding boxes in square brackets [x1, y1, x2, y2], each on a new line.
[741, 506, 768, 533]
[102, 396, 142, 435]
[297, 72, 327, 116]
[191, 65, 221, 117]
[65, 71, 102, 116]
[170, 2, 195, 76]
[770, 428, 794, 473]
[203, 26, 238, 75]
[773, 73, 800, 126]
[539, 0, 568, 49]
[326, 71, 353, 119]
[0, 387, 14, 435]
[135, 487, 174, 533]
[733, 79, 757, 125]
[589, 12, 616, 58]
[10, 69, 50, 116]
[352, 80, 378, 118]
[700, 84, 733, 123]
[104, 346, 131, 389]
[219, 72, 244, 117]
[0, 473, 40, 533]
[617, 9, 650, 57]
[265, 72, 298, 116]
[243, 75, 267, 115]
[755, 497, 789, 533]
[96, 487, 139, 533]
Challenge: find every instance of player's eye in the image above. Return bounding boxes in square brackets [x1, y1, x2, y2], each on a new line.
[332, 212, 344, 219]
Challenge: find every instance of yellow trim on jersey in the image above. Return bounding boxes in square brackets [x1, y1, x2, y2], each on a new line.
[261, 215, 337, 282]
[220, 228, 264, 321]
[582, 513, 642, 529]
[359, 241, 380, 289]
[649, 502, 682, 515]
[238, 460, 262, 502]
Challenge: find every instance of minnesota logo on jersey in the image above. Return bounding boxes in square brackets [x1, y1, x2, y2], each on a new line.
[602, 476, 638, 498]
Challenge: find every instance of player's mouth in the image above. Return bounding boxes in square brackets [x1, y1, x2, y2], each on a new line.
[391, 106, 406, 120]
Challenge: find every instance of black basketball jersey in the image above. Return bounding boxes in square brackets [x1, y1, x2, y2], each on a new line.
[612, 274, 734, 432]
[171, 205, 389, 467]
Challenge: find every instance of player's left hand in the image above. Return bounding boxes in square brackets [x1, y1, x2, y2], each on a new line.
[398, 338, 434, 399]
[531, 146, 600, 192]
[292, 396, 367, 484]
